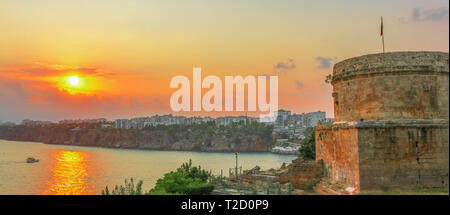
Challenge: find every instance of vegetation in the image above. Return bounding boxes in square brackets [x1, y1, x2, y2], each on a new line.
[299, 131, 316, 160]
[101, 160, 214, 195]
[149, 159, 214, 195]
[325, 74, 334, 83]
[363, 187, 449, 195]
[144, 121, 273, 144]
[101, 178, 144, 195]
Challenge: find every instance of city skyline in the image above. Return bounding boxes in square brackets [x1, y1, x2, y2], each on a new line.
[1, 0, 448, 122]
[5, 109, 329, 124]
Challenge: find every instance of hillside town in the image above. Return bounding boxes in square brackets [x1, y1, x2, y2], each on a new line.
[113, 110, 331, 141]
[4, 110, 332, 142]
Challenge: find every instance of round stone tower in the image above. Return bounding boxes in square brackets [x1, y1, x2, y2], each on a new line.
[315, 51, 449, 194]
[331, 51, 449, 122]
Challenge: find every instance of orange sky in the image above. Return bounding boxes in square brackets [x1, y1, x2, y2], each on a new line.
[0, 0, 448, 122]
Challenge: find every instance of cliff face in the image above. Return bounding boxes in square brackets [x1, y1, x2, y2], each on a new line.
[0, 125, 273, 152]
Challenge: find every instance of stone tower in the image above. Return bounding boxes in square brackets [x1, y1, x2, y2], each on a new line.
[315, 51, 449, 193]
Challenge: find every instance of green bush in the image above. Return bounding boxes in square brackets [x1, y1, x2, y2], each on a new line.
[184, 182, 214, 195]
[149, 160, 214, 195]
[177, 159, 210, 182]
[101, 160, 214, 195]
[299, 131, 315, 160]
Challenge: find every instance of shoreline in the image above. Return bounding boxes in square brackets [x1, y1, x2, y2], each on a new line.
[0, 139, 297, 156]
[0, 125, 275, 153]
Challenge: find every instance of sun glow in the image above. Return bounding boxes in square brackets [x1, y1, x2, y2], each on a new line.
[40, 150, 97, 195]
[68, 76, 80, 86]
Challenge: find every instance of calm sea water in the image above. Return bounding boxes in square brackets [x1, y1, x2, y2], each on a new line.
[0, 139, 295, 195]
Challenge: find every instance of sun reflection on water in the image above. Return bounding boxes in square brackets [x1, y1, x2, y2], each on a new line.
[41, 150, 97, 195]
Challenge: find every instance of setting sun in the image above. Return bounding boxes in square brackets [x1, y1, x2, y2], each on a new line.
[68, 76, 80, 86]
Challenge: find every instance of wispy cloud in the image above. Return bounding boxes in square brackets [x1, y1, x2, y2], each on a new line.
[1, 63, 115, 79]
[0, 77, 170, 122]
[400, 7, 449, 23]
[294, 80, 304, 90]
[274, 58, 296, 74]
[315, 57, 336, 70]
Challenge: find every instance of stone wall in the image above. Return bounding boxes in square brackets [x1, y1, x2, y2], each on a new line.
[277, 158, 324, 189]
[316, 120, 449, 191]
[357, 120, 449, 190]
[315, 124, 360, 191]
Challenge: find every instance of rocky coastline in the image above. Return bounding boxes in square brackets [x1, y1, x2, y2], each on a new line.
[0, 124, 275, 153]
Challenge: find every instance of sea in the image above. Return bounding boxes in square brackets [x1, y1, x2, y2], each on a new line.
[0, 139, 295, 194]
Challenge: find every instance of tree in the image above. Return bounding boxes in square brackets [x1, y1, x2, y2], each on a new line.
[148, 159, 214, 195]
[299, 131, 315, 160]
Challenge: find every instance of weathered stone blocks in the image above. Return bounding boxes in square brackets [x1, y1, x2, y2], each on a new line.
[277, 158, 324, 189]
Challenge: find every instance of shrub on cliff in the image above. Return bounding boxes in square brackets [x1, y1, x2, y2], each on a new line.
[299, 131, 315, 160]
[148, 159, 214, 195]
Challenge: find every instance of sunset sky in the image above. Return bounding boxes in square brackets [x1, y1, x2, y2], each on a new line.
[0, 0, 448, 122]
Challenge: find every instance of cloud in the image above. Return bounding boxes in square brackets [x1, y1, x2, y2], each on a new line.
[0, 77, 169, 122]
[274, 58, 296, 74]
[294, 80, 304, 90]
[315, 57, 336, 70]
[400, 7, 449, 23]
[274, 58, 296, 70]
[1, 63, 115, 79]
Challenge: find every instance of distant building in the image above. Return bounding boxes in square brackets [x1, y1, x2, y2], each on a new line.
[115, 119, 130, 129]
[275, 109, 291, 124]
[22, 119, 53, 126]
[112, 110, 327, 133]
[0, 120, 16, 126]
[270, 110, 326, 140]
[59, 118, 107, 124]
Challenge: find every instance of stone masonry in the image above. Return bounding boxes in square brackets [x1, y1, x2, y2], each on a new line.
[277, 158, 324, 189]
[315, 52, 449, 193]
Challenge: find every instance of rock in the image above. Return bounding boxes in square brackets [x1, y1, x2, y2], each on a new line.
[26, 157, 39, 163]
[0, 124, 273, 153]
[243, 165, 261, 175]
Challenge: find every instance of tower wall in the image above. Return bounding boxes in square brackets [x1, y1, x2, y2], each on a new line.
[332, 52, 449, 122]
[316, 52, 449, 193]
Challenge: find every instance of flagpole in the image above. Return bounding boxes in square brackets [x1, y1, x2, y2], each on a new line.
[381, 16, 385, 53]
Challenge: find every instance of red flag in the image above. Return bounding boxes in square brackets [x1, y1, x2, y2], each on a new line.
[381, 17, 383, 37]
[381, 16, 385, 52]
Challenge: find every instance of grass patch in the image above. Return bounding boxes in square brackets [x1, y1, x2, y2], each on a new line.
[363, 187, 449, 195]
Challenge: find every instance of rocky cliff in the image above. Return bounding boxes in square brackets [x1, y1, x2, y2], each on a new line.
[0, 124, 273, 152]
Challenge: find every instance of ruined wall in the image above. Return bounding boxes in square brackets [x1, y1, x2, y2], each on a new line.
[332, 52, 449, 122]
[277, 158, 324, 189]
[315, 124, 360, 190]
[357, 121, 449, 190]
